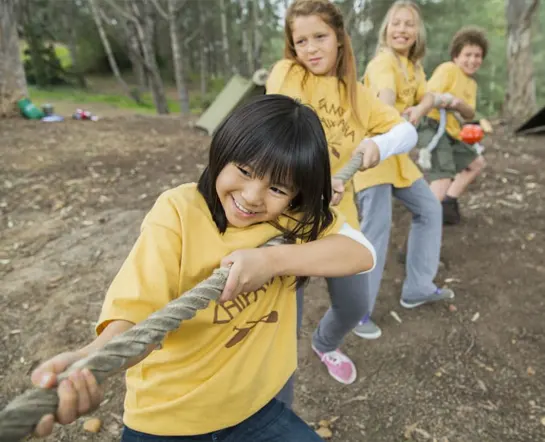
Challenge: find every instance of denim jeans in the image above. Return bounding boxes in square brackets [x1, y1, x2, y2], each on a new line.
[121, 398, 323, 442]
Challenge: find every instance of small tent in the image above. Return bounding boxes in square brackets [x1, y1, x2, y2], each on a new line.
[195, 69, 269, 136]
[515, 105, 545, 135]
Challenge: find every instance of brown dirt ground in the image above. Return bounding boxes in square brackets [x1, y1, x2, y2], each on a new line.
[1, 112, 544, 442]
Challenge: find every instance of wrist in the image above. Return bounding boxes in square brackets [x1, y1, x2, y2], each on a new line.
[264, 246, 283, 278]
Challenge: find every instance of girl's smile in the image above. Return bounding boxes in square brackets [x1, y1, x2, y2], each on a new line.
[216, 163, 295, 228]
[386, 7, 417, 57]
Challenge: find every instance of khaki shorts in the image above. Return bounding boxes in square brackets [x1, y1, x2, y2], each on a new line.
[417, 117, 479, 182]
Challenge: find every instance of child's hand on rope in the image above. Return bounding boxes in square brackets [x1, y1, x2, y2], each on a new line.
[220, 249, 274, 302]
[30, 351, 104, 437]
[331, 178, 345, 206]
[435, 93, 454, 109]
[355, 139, 381, 170]
[402, 106, 423, 125]
[447, 96, 462, 110]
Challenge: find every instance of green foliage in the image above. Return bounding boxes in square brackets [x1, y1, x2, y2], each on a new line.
[22, 42, 70, 87]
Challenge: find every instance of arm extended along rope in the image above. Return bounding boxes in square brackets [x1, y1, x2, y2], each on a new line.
[0, 159, 360, 442]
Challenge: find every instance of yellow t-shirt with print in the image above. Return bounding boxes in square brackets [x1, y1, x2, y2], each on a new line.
[354, 50, 424, 192]
[266, 59, 404, 228]
[97, 183, 344, 436]
[427, 61, 477, 140]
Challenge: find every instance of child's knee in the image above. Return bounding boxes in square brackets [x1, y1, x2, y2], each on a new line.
[425, 196, 443, 225]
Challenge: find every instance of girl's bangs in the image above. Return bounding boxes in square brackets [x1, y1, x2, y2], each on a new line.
[233, 131, 308, 192]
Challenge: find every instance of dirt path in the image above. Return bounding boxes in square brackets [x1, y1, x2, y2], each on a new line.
[1, 115, 544, 442]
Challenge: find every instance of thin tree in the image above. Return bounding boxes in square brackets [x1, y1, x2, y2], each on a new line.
[219, 0, 232, 75]
[104, 0, 169, 114]
[151, 0, 190, 114]
[88, 0, 142, 103]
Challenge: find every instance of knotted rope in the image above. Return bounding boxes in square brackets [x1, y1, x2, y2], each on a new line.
[0, 152, 364, 442]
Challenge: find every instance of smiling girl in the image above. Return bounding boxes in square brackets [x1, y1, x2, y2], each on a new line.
[28, 95, 375, 442]
[352, 0, 452, 341]
[266, 0, 418, 385]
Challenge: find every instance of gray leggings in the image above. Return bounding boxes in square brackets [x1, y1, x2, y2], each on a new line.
[276, 274, 370, 406]
[356, 178, 442, 311]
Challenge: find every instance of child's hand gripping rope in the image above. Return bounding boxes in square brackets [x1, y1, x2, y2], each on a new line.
[0, 152, 365, 442]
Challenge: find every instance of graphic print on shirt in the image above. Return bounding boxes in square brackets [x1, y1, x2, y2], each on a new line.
[213, 277, 281, 348]
[225, 311, 279, 348]
[312, 98, 356, 161]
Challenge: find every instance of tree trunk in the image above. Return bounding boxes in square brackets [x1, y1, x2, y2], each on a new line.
[503, 0, 539, 125]
[198, 1, 208, 97]
[0, 0, 28, 117]
[219, 0, 231, 75]
[167, 0, 189, 114]
[88, 0, 141, 104]
[66, 1, 87, 89]
[126, 21, 148, 93]
[252, 0, 262, 70]
[132, 0, 169, 114]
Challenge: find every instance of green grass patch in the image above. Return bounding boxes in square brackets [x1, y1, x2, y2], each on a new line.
[27, 86, 195, 115]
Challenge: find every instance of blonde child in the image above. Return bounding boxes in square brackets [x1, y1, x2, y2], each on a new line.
[29, 95, 375, 442]
[267, 0, 417, 384]
[352, 0, 453, 341]
[418, 27, 488, 224]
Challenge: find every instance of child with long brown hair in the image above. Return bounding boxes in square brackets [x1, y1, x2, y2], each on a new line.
[352, 0, 453, 341]
[267, 0, 418, 386]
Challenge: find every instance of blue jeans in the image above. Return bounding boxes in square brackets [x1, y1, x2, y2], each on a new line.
[121, 399, 323, 442]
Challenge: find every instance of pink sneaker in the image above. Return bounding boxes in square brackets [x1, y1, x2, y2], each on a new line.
[312, 345, 357, 385]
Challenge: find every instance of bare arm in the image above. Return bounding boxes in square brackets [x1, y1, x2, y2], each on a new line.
[81, 320, 157, 368]
[450, 98, 475, 121]
[220, 229, 376, 301]
[267, 234, 374, 278]
[377, 88, 396, 107]
[415, 92, 436, 117]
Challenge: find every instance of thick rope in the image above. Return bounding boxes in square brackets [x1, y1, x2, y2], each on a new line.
[334, 151, 363, 183]
[417, 108, 447, 170]
[0, 156, 363, 442]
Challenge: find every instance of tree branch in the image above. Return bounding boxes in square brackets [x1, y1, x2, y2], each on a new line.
[102, 0, 138, 24]
[173, 0, 187, 15]
[150, 0, 168, 20]
[183, 28, 200, 46]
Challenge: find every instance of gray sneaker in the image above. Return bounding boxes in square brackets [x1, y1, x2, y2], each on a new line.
[400, 288, 455, 309]
[353, 319, 382, 339]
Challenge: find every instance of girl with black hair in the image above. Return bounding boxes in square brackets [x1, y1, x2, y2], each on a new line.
[28, 94, 375, 442]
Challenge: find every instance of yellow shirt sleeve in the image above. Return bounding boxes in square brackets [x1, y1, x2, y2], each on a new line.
[360, 85, 405, 135]
[427, 62, 455, 94]
[96, 194, 183, 334]
[266, 59, 299, 94]
[364, 53, 397, 95]
[321, 207, 346, 237]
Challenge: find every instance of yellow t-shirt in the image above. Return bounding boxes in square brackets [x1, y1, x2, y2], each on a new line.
[427, 61, 477, 140]
[354, 50, 424, 192]
[97, 183, 344, 435]
[266, 59, 404, 227]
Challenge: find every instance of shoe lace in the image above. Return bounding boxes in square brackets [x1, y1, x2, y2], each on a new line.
[321, 350, 348, 366]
